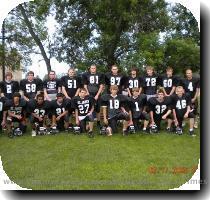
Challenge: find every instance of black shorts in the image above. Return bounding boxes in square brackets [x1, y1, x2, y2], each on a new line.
[176, 111, 195, 127]
[108, 112, 130, 133]
[132, 112, 149, 130]
[79, 114, 94, 132]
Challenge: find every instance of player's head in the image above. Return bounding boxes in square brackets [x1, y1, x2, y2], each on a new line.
[166, 67, 173, 77]
[111, 65, 119, 75]
[89, 64, 97, 74]
[110, 85, 119, 95]
[27, 71, 35, 81]
[130, 67, 138, 78]
[176, 86, 184, 97]
[132, 87, 140, 97]
[79, 88, 87, 98]
[12, 92, 21, 103]
[157, 88, 165, 100]
[56, 93, 64, 103]
[146, 66, 154, 76]
[36, 92, 44, 105]
[49, 70, 56, 80]
[68, 68, 76, 77]
[185, 68, 193, 80]
[5, 72, 13, 81]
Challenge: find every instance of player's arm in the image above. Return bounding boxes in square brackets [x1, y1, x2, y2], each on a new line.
[75, 109, 79, 125]
[192, 88, 199, 103]
[169, 86, 176, 96]
[162, 109, 171, 119]
[8, 111, 22, 120]
[43, 88, 50, 101]
[102, 106, 108, 125]
[62, 86, 71, 99]
[150, 111, 155, 125]
[172, 108, 178, 126]
[1, 110, 7, 127]
[184, 105, 191, 118]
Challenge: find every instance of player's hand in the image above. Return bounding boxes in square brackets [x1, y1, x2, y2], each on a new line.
[128, 120, 133, 126]
[94, 95, 99, 100]
[66, 96, 71, 100]
[38, 117, 43, 122]
[24, 97, 29, 102]
[1, 121, 6, 127]
[150, 121, 155, 126]
[191, 98, 196, 103]
[162, 115, 167, 120]
[104, 118, 108, 125]
[56, 116, 61, 121]
[184, 113, 188, 118]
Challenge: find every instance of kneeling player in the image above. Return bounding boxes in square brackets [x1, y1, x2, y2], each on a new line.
[172, 86, 195, 136]
[28, 93, 51, 136]
[128, 87, 149, 132]
[51, 93, 71, 132]
[101, 85, 131, 136]
[72, 88, 95, 137]
[5, 92, 27, 137]
[148, 88, 172, 133]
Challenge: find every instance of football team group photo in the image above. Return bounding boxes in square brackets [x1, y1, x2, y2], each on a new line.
[0, 0, 200, 190]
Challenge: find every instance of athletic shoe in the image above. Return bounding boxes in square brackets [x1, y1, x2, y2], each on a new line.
[31, 130, 36, 137]
[106, 127, 112, 136]
[88, 131, 94, 138]
[189, 130, 196, 137]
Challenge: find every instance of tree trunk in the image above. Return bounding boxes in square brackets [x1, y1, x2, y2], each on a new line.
[18, 4, 51, 73]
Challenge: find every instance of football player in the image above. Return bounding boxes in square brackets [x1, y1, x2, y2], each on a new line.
[61, 68, 83, 99]
[148, 88, 172, 132]
[82, 64, 104, 128]
[72, 88, 95, 137]
[126, 67, 143, 97]
[0, 96, 7, 131]
[172, 86, 195, 136]
[4, 92, 27, 136]
[128, 87, 149, 132]
[43, 70, 61, 101]
[142, 66, 161, 100]
[0, 72, 19, 100]
[101, 85, 131, 136]
[28, 92, 51, 136]
[181, 69, 200, 128]
[105, 64, 126, 94]
[160, 67, 178, 96]
[51, 93, 71, 131]
[20, 71, 43, 101]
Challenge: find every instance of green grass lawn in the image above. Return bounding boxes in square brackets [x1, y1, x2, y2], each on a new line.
[0, 126, 200, 190]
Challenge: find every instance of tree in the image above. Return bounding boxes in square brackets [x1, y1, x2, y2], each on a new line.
[53, 0, 169, 69]
[4, 0, 53, 73]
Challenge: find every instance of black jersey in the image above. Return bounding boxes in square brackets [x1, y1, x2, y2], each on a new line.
[20, 78, 43, 99]
[148, 96, 172, 116]
[160, 75, 178, 95]
[61, 75, 82, 98]
[28, 99, 51, 117]
[128, 94, 147, 118]
[72, 95, 95, 116]
[171, 93, 191, 114]
[181, 77, 200, 98]
[126, 76, 143, 92]
[51, 99, 71, 117]
[105, 73, 125, 93]
[142, 75, 160, 95]
[43, 79, 61, 94]
[5, 99, 27, 117]
[0, 97, 7, 119]
[101, 94, 128, 118]
[1, 81, 19, 99]
[82, 72, 104, 96]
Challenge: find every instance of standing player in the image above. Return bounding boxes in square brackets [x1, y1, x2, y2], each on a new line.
[128, 88, 149, 132]
[101, 85, 131, 136]
[126, 67, 143, 97]
[0, 96, 7, 131]
[82, 64, 104, 128]
[28, 93, 51, 136]
[172, 86, 195, 136]
[181, 69, 200, 128]
[160, 67, 178, 96]
[142, 66, 161, 100]
[61, 68, 83, 99]
[51, 93, 71, 131]
[20, 71, 43, 102]
[105, 65, 126, 94]
[43, 70, 61, 101]
[72, 88, 95, 137]
[4, 92, 27, 136]
[148, 88, 172, 132]
[1, 72, 19, 100]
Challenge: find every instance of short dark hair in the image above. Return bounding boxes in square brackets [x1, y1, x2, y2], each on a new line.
[13, 92, 21, 99]
[56, 93, 64, 98]
[27, 71, 34, 76]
